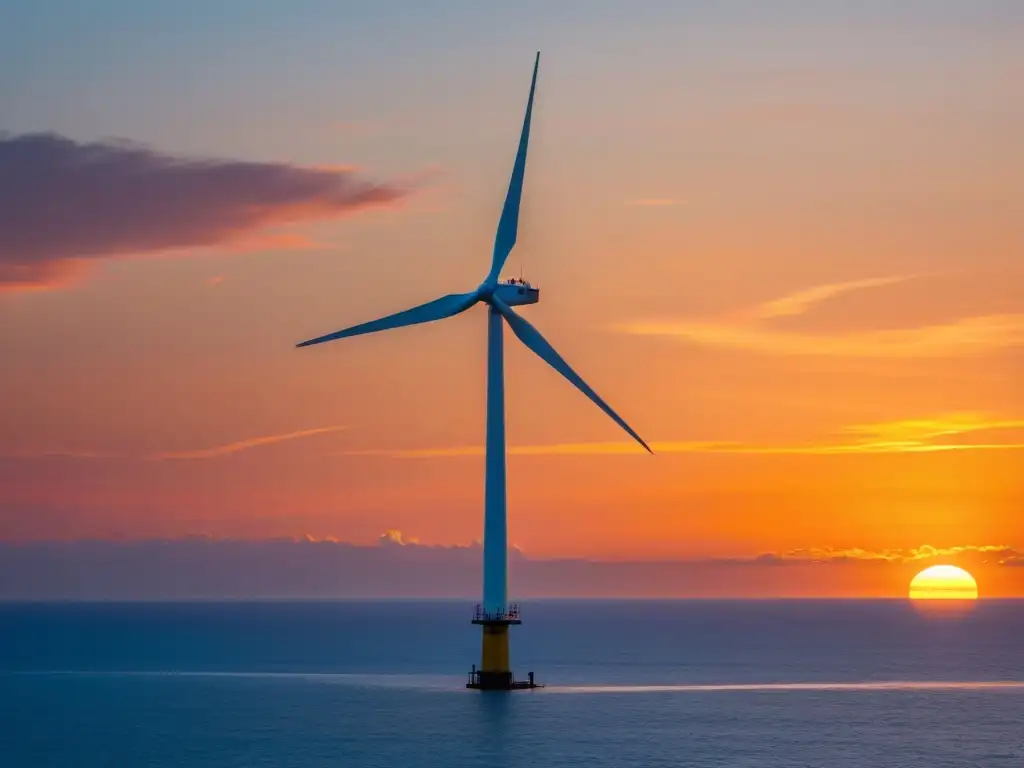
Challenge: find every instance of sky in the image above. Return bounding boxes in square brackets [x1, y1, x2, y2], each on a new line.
[1, 1, 1022, 597]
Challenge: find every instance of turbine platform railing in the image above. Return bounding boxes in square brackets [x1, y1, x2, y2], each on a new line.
[467, 665, 540, 690]
[472, 603, 522, 624]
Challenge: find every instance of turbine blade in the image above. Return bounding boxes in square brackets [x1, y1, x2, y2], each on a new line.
[296, 292, 479, 348]
[485, 52, 540, 285]
[491, 297, 653, 454]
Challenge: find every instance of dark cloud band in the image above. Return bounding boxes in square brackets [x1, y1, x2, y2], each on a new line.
[0, 132, 409, 289]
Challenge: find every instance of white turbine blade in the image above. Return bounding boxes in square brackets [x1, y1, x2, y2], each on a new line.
[485, 52, 540, 285]
[296, 292, 479, 348]
[491, 297, 653, 454]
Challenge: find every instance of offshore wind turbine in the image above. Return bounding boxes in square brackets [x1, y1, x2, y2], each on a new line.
[296, 53, 651, 690]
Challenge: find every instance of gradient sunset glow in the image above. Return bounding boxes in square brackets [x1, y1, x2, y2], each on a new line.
[1, 1, 1021, 598]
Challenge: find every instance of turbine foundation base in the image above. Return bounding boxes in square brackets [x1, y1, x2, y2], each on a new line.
[467, 604, 540, 691]
[466, 668, 540, 691]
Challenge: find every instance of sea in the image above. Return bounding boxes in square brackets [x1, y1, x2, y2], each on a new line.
[1, 600, 1022, 767]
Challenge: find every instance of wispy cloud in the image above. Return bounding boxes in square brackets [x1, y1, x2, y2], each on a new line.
[754, 544, 1024, 566]
[340, 413, 1024, 458]
[0, 133, 412, 291]
[617, 274, 1024, 358]
[14, 415, 1020, 464]
[620, 314, 1024, 358]
[4, 426, 348, 461]
[841, 413, 1024, 445]
[151, 426, 349, 460]
[752, 275, 913, 320]
[1, 449, 125, 461]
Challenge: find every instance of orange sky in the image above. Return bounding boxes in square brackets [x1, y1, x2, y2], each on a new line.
[1, 3, 1021, 597]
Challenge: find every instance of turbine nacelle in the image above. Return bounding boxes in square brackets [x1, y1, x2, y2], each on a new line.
[490, 278, 539, 307]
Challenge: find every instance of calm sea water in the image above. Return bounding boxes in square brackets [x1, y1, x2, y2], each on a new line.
[1, 600, 1022, 767]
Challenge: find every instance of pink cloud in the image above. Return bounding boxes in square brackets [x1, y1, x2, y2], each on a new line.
[0, 133, 412, 291]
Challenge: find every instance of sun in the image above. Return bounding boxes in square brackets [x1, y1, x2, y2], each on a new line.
[909, 565, 978, 600]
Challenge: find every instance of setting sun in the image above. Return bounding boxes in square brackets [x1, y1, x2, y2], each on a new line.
[909, 565, 979, 600]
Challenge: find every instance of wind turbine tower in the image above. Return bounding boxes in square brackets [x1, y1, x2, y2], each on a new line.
[297, 53, 651, 690]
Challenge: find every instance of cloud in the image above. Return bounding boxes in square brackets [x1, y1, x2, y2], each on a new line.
[379, 528, 418, 547]
[151, 426, 350, 460]
[374, 529, 491, 551]
[840, 414, 1024, 445]
[752, 275, 913, 320]
[0, 132, 411, 291]
[617, 274, 1024, 357]
[1, 538, 1020, 599]
[4, 426, 348, 461]
[339, 413, 1024, 458]
[1, 449, 124, 461]
[621, 314, 1024, 358]
[754, 544, 1024, 566]
[303, 533, 341, 543]
[12, 415, 1021, 464]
